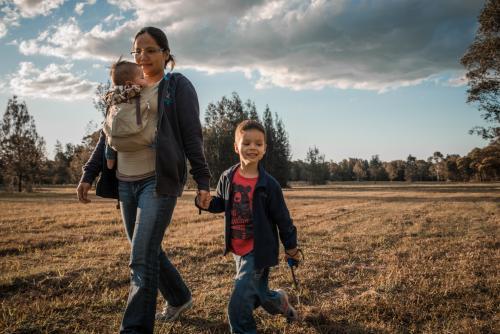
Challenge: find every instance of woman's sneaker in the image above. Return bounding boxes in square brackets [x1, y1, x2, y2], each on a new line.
[155, 298, 193, 322]
[276, 289, 298, 322]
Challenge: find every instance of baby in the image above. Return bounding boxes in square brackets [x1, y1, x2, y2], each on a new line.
[102, 58, 148, 169]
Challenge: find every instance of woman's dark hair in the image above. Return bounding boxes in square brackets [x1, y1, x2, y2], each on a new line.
[134, 27, 175, 71]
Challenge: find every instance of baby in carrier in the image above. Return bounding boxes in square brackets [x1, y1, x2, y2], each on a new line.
[102, 58, 149, 169]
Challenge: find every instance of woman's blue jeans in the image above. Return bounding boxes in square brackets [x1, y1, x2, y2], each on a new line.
[118, 176, 191, 334]
[228, 252, 283, 334]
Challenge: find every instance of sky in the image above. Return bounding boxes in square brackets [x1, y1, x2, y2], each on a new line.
[0, 0, 490, 162]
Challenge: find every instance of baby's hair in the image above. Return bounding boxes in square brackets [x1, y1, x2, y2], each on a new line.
[235, 120, 266, 142]
[110, 56, 140, 86]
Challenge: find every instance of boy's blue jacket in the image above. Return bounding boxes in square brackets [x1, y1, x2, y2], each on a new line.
[200, 163, 297, 270]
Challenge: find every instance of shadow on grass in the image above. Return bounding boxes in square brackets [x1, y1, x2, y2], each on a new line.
[0, 268, 128, 298]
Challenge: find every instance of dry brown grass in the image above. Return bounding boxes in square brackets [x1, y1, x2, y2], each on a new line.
[0, 183, 498, 334]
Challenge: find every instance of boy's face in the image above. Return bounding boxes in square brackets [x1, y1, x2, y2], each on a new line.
[234, 129, 266, 165]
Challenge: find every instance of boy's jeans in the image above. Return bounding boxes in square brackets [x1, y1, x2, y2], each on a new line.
[228, 252, 284, 334]
[118, 177, 191, 334]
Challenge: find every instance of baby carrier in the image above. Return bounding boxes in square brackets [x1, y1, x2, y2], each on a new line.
[102, 85, 152, 139]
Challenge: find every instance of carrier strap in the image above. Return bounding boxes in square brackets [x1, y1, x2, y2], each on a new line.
[135, 95, 141, 126]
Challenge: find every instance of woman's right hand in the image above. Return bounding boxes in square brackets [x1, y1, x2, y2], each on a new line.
[77, 182, 92, 204]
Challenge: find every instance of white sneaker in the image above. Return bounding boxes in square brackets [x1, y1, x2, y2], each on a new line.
[276, 289, 298, 322]
[155, 298, 193, 322]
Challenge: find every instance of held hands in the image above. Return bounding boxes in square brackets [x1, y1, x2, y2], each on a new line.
[76, 182, 92, 204]
[196, 189, 212, 209]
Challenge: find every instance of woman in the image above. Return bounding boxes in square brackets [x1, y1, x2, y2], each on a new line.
[76, 27, 211, 334]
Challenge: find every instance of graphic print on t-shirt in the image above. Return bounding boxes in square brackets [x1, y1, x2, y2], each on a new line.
[231, 184, 253, 239]
[230, 169, 258, 256]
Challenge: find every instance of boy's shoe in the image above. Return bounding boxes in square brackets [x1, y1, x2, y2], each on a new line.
[155, 298, 193, 322]
[276, 289, 298, 322]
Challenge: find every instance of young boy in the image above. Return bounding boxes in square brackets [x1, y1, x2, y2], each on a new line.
[102, 58, 149, 169]
[196, 120, 302, 334]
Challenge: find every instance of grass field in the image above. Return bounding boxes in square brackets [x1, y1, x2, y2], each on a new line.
[0, 183, 498, 334]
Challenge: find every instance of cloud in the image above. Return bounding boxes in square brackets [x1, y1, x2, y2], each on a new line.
[16, 0, 483, 91]
[0, 0, 64, 38]
[7, 62, 97, 100]
[12, 0, 64, 18]
[0, 2, 21, 39]
[0, 21, 6, 38]
[18, 17, 136, 61]
[447, 74, 467, 87]
[74, 3, 85, 15]
[103, 14, 126, 24]
[74, 0, 96, 16]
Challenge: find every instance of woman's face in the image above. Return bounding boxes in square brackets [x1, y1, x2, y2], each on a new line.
[133, 33, 168, 81]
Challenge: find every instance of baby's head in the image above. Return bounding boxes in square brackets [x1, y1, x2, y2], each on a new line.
[110, 58, 147, 87]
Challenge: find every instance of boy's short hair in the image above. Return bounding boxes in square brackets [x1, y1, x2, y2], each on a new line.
[235, 120, 266, 142]
[110, 57, 140, 86]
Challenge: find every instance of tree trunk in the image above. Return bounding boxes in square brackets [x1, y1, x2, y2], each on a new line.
[17, 173, 22, 192]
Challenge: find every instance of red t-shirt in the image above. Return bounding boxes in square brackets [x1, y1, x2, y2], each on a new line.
[230, 168, 258, 256]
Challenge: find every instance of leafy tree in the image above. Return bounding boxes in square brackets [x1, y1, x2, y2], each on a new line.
[203, 93, 246, 186]
[290, 160, 308, 181]
[0, 96, 46, 192]
[404, 155, 417, 182]
[337, 158, 356, 181]
[368, 155, 388, 181]
[431, 151, 444, 181]
[305, 146, 329, 185]
[272, 114, 291, 187]
[467, 143, 500, 181]
[50, 141, 77, 184]
[353, 159, 367, 181]
[262, 106, 276, 174]
[456, 156, 474, 181]
[244, 99, 260, 121]
[442, 155, 460, 181]
[384, 160, 405, 181]
[461, 0, 500, 143]
[415, 159, 431, 181]
[328, 161, 342, 181]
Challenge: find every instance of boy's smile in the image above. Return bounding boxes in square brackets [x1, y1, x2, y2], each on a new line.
[234, 129, 266, 166]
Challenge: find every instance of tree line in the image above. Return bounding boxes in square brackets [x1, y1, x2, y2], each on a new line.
[1, 93, 498, 192]
[291, 147, 499, 184]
